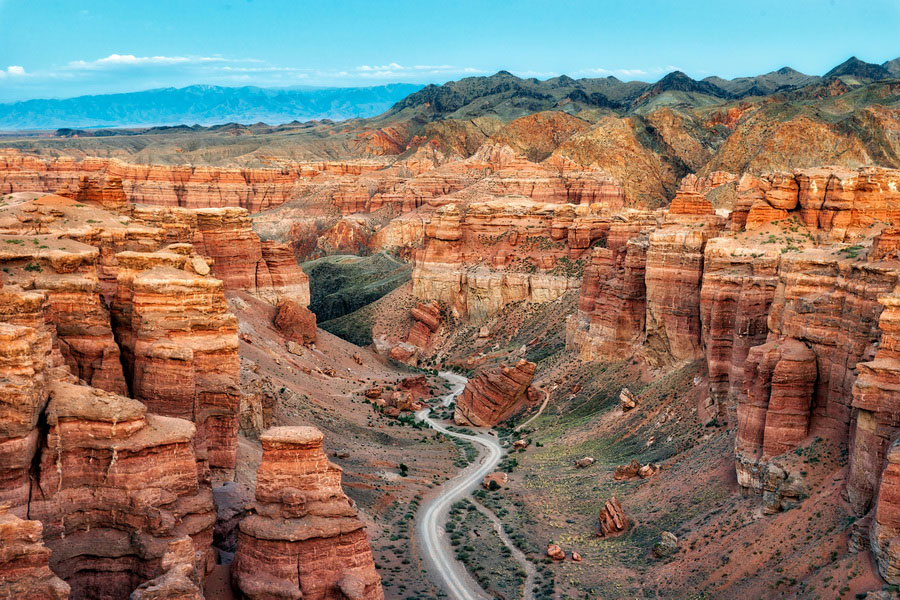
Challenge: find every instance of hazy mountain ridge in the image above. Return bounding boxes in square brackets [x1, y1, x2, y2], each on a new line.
[0, 83, 424, 130]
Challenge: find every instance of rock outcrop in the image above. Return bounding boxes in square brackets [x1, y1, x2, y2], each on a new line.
[413, 199, 618, 321]
[28, 381, 215, 600]
[232, 426, 383, 600]
[0, 150, 383, 213]
[113, 263, 240, 482]
[0, 506, 71, 600]
[454, 359, 538, 427]
[598, 497, 627, 537]
[274, 300, 317, 346]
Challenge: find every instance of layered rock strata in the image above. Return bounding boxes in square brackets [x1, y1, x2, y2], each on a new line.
[412, 199, 620, 321]
[0, 506, 70, 600]
[232, 426, 383, 600]
[112, 263, 240, 481]
[28, 381, 215, 600]
[454, 359, 539, 427]
[0, 150, 383, 212]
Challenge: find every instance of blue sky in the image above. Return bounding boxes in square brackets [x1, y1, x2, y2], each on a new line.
[0, 0, 898, 101]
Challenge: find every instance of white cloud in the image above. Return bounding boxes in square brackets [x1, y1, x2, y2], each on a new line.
[0, 65, 27, 78]
[68, 54, 236, 69]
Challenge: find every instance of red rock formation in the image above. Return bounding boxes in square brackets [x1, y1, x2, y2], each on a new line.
[872, 437, 900, 584]
[0, 150, 384, 212]
[737, 338, 817, 462]
[454, 359, 538, 427]
[413, 200, 610, 320]
[260, 241, 311, 307]
[566, 214, 656, 360]
[0, 506, 70, 600]
[849, 289, 900, 513]
[129, 537, 204, 600]
[232, 426, 383, 600]
[598, 497, 627, 537]
[274, 300, 317, 346]
[113, 263, 240, 482]
[644, 180, 725, 363]
[0, 288, 56, 512]
[699, 238, 780, 419]
[27, 381, 215, 600]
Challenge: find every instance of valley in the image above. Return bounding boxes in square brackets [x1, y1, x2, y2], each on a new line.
[4, 54, 900, 600]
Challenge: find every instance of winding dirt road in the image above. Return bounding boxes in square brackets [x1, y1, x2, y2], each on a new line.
[414, 372, 505, 600]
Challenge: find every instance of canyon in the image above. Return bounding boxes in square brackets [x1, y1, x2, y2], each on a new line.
[2, 61, 900, 599]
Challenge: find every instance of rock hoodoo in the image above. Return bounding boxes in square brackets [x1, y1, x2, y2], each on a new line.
[232, 426, 383, 600]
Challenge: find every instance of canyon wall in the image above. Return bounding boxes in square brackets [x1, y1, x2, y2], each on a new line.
[0, 150, 384, 212]
[562, 165, 900, 582]
[412, 197, 623, 321]
[0, 191, 350, 598]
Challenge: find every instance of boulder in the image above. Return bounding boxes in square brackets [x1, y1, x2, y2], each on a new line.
[546, 544, 565, 561]
[483, 472, 509, 490]
[273, 300, 317, 346]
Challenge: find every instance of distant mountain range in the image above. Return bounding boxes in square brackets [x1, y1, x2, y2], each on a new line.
[386, 56, 900, 121]
[1, 56, 898, 131]
[0, 84, 424, 130]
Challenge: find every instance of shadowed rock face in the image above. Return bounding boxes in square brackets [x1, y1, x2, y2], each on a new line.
[0, 506, 70, 600]
[28, 381, 215, 600]
[232, 426, 383, 600]
[454, 359, 539, 427]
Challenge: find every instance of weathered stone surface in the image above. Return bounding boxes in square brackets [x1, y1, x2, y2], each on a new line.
[454, 359, 538, 427]
[0, 506, 70, 600]
[28, 381, 215, 600]
[232, 426, 383, 600]
[546, 544, 565, 561]
[598, 497, 627, 537]
[274, 300, 317, 346]
[653, 532, 679, 558]
[129, 537, 204, 600]
[0, 150, 382, 212]
[850, 288, 900, 513]
[413, 197, 619, 321]
[872, 438, 900, 584]
[113, 264, 240, 482]
[644, 182, 725, 364]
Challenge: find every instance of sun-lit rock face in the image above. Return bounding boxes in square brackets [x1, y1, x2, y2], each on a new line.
[412, 198, 619, 321]
[26, 381, 214, 600]
[732, 167, 900, 237]
[644, 182, 726, 364]
[0, 228, 128, 394]
[454, 359, 539, 427]
[0, 317, 53, 512]
[112, 264, 240, 482]
[699, 238, 781, 420]
[232, 426, 383, 600]
[0, 506, 71, 600]
[0, 150, 384, 212]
